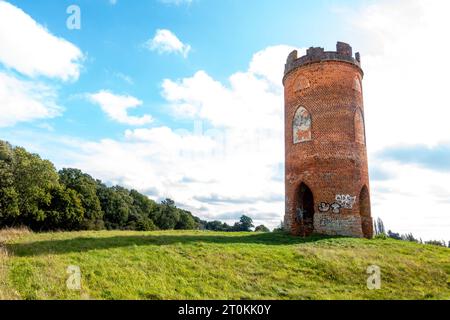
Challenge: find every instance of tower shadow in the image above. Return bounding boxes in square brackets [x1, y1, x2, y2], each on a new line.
[7, 232, 345, 257]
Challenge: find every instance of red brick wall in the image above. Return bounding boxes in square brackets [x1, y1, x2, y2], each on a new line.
[284, 60, 373, 238]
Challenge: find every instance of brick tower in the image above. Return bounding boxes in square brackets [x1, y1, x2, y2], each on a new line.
[283, 42, 373, 238]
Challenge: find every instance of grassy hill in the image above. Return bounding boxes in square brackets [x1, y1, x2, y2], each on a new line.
[0, 228, 449, 300]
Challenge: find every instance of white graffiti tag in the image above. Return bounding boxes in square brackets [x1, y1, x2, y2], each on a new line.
[318, 202, 330, 212]
[335, 195, 356, 209]
[330, 203, 341, 214]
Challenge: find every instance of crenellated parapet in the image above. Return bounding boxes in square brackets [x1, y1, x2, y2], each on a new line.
[284, 42, 363, 82]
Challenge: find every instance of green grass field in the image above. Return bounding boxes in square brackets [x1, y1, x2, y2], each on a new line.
[0, 229, 449, 300]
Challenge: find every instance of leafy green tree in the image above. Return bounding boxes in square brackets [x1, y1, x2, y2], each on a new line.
[204, 220, 233, 232]
[0, 187, 20, 224]
[0, 140, 203, 232]
[155, 199, 180, 230]
[233, 215, 254, 232]
[128, 189, 158, 225]
[42, 186, 85, 230]
[175, 210, 197, 230]
[0, 140, 14, 162]
[0, 141, 19, 225]
[135, 217, 157, 231]
[97, 184, 133, 229]
[12, 147, 59, 225]
[255, 225, 270, 233]
[205, 220, 223, 231]
[59, 168, 103, 229]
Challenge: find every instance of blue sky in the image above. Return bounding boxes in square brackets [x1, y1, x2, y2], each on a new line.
[3, 0, 354, 140]
[0, 0, 449, 241]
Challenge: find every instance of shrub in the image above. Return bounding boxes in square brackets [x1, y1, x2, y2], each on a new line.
[374, 233, 388, 240]
[255, 225, 270, 233]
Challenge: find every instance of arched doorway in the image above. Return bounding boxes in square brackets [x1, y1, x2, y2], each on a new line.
[359, 186, 372, 238]
[296, 183, 315, 236]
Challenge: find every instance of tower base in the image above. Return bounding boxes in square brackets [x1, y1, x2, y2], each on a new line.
[285, 213, 373, 239]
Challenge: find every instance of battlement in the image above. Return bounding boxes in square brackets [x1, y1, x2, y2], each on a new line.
[284, 42, 362, 80]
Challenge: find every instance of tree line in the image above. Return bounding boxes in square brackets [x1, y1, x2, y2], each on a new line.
[0, 140, 269, 233]
[374, 217, 449, 248]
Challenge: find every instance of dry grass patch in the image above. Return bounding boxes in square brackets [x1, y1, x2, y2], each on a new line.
[0, 227, 31, 300]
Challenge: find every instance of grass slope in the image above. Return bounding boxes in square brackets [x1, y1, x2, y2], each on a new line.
[0, 229, 449, 300]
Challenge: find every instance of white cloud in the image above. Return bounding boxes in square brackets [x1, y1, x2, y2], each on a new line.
[0, 71, 62, 127]
[346, 0, 450, 151]
[339, 0, 450, 240]
[18, 46, 294, 229]
[371, 162, 450, 241]
[146, 29, 191, 58]
[249, 45, 302, 86]
[87, 90, 153, 126]
[0, 1, 84, 81]
[162, 45, 298, 129]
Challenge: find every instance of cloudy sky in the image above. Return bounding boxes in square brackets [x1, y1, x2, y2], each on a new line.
[0, 0, 449, 241]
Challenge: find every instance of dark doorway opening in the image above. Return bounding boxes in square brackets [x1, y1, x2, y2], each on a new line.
[359, 185, 372, 238]
[296, 183, 315, 237]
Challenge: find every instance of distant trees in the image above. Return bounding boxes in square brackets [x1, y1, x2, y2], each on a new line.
[0, 141, 61, 229]
[0, 140, 277, 235]
[255, 225, 270, 233]
[59, 168, 103, 230]
[233, 215, 254, 232]
[154, 199, 180, 230]
[374, 217, 448, 248]
[0, 141, 19, 222]
[176, 210, 197, 230]
[43, 186, 84, 230]
[203, 220, 233, 232]
[0, 139, 202, 232]
[13, 146, 60, 226]
[128, 190, 158, 231]
[373, 217, 386, 236]
[200, 215, 269, 233]
[424, 240, 448, 247]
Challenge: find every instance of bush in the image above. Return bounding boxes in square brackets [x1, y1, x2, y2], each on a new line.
[136, 217, 158, 231]
[424, 240, 447, 247]
[255, 225, 270, 233]
[374, 233, 388, 240]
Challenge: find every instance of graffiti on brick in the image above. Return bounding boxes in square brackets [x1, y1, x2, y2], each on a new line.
[296, 207, 305, 222]
[318, 201, 343, 214]
[330, 202, 342, 214]
[318, 202, 330, 212]
[335, 194, 356, 209]
[319, 216, 347, 227]
[293, 107, 312, 144]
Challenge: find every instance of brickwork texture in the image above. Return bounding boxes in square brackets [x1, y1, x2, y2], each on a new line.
[283, 42, 373, 238]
